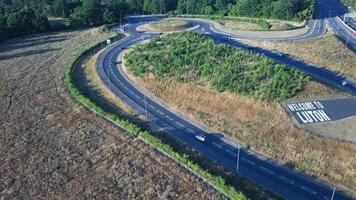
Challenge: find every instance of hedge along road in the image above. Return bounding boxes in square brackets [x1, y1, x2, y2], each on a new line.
[96, 16, 356, 199]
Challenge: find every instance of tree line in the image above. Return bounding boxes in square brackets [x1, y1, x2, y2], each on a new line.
[125, 32, 309, 101]
[1, 0, 315, 41]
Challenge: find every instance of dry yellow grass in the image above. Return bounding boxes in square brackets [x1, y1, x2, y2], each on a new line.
[217, 20, 262, 31]
[244, 34, 356, 79]
[216, 19, 302, 31]
[0, 28, 226, 199]
[122, 59, 356, 193]
[142, 19, 192, 32]
[83, 50, 137, 117]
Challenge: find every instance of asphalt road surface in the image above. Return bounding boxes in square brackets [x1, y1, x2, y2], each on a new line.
[96, 16, 355, 200]
[318, 0, 356, 49]
[285, 98, 356, 125]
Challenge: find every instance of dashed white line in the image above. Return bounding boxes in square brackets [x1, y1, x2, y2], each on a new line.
[166, 115, 173, 121]
[259, 166, 274, 175]
[149, 104, 155, 109]
[212, 142, 223, 149]
[226, 149, 237, 157]
[186, 128, 195, 134]
[241, 157, 255, 166]
[301, 186, 317, 195]
[176, 121, 184, 127]
[134, 94, 140, 99]
[157, 110, 164, 115]
[279, 176, 295, 184]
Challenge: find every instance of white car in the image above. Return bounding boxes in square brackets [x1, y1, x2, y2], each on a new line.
[277, 52, 284, 57]
[195, 135, 207, 142]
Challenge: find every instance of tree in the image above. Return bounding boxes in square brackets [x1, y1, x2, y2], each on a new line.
[51, 0, 69, 17]
[70, 0, 102, 26]
[201, 5, 214, 15]
[272, 0, 295, 20]
[81, 0, 102, 25]
[69, 7, 85, 27]
[229, 0, 259, 17]
[32, 12, 49, 32]
[143, 0, 167, 14]
[6, 8, 35, 33]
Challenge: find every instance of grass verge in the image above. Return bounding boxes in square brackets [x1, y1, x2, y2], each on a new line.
[143, 19, 193, 32]
[64, 35, 252, 200]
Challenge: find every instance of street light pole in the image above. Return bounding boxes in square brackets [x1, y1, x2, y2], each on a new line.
[331, 187, 336, 200]
[144, 95, 148, 120]
[346, 31, 350, 47]
[108, 65, 111, 90]
[236, 146, 240, 171]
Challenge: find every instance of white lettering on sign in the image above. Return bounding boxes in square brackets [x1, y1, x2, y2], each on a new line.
[286, 101, 331, 124]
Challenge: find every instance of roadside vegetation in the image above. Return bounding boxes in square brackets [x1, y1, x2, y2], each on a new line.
[244, 34, 356, 80]
[214, 17, 304, 31]
[68, 31, 283, 200]
[125, 32, 309, 101]
[66, 34, 254, 200]
[123, 33, 356, 192]
[142, 19, 193, 32]
[227, 0, 315, 21]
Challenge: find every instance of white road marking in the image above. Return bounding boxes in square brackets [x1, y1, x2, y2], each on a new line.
[212, 142, 223, 149]
[157, 110, 164, 115]
[166, 115, 173, 121]
[130, 91, 135, 94]
[149, 104, 155, 109]
[301, 186, 317, 195]
[226, 149, 238, 157]
[134, 94, 140, 99]
[176, 122, 184, 127]
[259, 166, 274, 175]
[186, 128, 195, 134]
[323, 196, 331, 200]
[279, 176, 295, 184]
[241, 157, 255, 166]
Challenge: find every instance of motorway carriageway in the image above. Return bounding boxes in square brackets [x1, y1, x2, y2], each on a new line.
[96, 16, 355, 200]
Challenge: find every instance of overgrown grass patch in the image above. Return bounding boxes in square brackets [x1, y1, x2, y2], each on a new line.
[125, 32, 309, 101]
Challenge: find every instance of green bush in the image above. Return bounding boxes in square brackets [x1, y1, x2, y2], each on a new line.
[125, 32, 309, 101]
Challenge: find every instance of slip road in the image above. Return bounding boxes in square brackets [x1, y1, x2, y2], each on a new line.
[95, 15, 355, 200]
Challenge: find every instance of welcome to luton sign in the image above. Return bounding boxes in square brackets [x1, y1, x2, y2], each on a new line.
[284, 98, 356, 125]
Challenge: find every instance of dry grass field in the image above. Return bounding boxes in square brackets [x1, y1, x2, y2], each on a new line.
[244, 34, 356, 79]
[122, 50, 356, 193]
[0, 29, 226, 199]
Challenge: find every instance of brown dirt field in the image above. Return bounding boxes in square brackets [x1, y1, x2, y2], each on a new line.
[122, 51, 356, 193]
[243, 34, 356, 80]
[0, 29, 226, 199]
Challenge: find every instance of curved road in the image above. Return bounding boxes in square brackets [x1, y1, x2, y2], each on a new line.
[96, 16, 355, 200]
